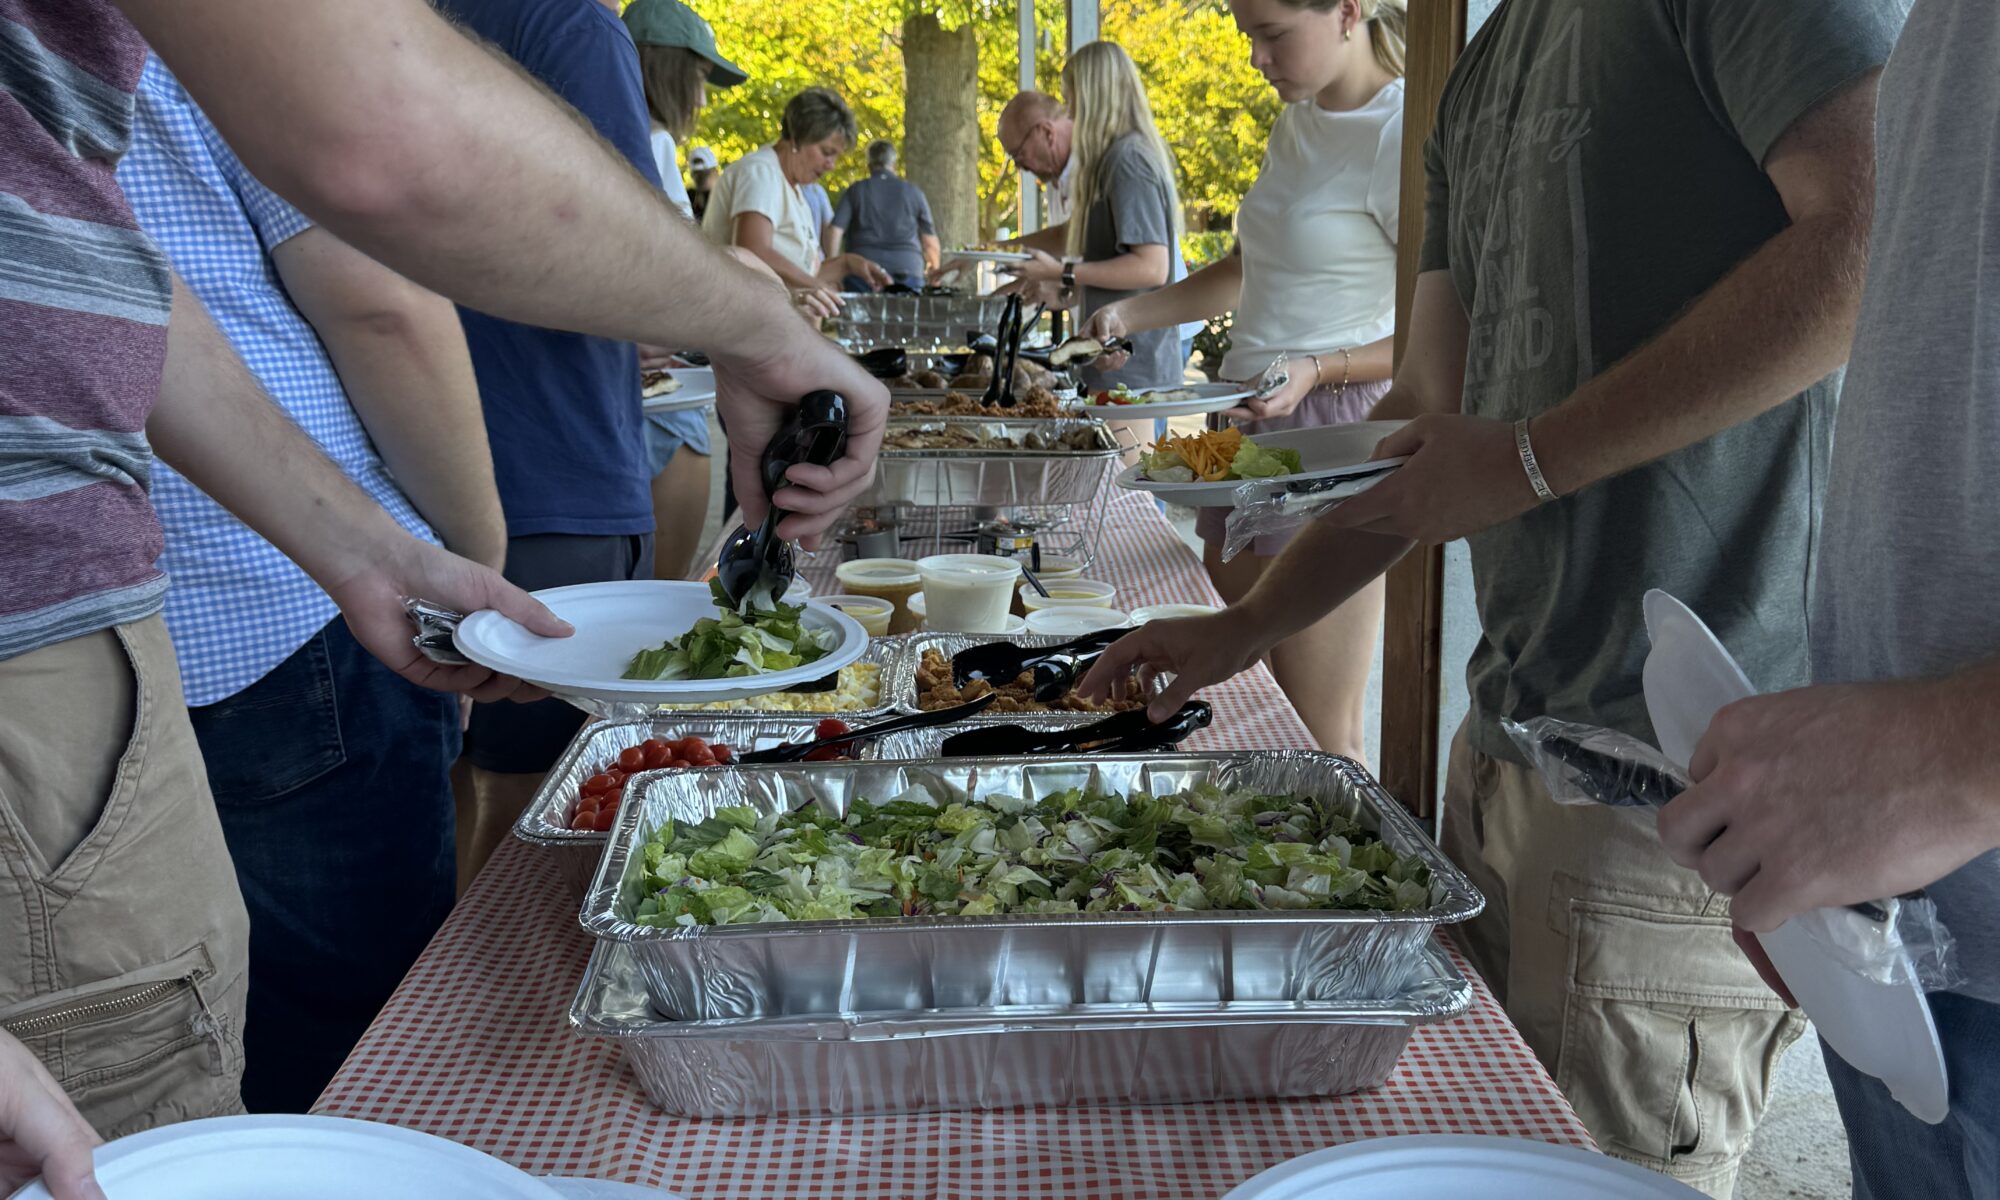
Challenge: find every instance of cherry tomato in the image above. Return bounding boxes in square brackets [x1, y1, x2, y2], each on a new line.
[642, 742, 673, 770]
[617, 746, 646, 772]
[641, 737, 667, 753]
[676, 736, 706, 757]
[604, 768, 627, 786]
[589, 807, 616, 832]
[711, 744, 733, 764]
[572, 805, 598, 831]
[582, 773, 617, 796]
[814, 718, 851, 739]
[665, 756, 688, 769]
[687, 746, 717, 767]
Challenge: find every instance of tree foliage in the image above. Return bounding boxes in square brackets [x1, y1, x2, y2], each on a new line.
[676, 0, 1278, 240]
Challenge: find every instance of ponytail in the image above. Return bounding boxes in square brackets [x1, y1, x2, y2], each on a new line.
[1363, 0, 1407, 78]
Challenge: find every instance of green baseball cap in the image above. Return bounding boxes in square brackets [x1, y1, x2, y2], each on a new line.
[622, 0, 747, 88]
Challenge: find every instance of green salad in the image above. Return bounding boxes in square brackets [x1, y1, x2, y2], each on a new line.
[622, 580, 836, 681]
[630, 782, 1434, 928]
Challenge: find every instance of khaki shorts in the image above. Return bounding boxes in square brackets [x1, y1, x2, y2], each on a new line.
[0, 616, 249, 1135]
[1441, 720, 1803, 1197]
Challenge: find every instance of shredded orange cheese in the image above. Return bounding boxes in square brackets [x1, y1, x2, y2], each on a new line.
[1151, 426, 1243, 482]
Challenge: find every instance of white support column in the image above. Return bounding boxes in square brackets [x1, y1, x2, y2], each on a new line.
[1017, 0, 1041, 232]
[1067, 0, 1099, 50]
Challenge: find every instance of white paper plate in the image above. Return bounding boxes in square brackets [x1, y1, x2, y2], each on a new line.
[1115, 420, 1409, 508]
[4, 1115, 560, 1200]
[543, 1178, 686, 1199]
[1129, 603, 1223, 624]
[1641, 588, 1948, 1124]
[1075, 382, 1256, 420]
[641, 367, 717, 413]
[453, 580, 867, 706]
[946, 249, 1034, 264]
[1223, 1135, 1706, 1199]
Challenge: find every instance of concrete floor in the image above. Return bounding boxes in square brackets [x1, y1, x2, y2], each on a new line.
[693, 406, 1850, 1199]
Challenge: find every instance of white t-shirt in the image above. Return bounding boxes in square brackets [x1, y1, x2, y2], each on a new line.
[1222, 80, 1404, 381]
[700, 145, 820, 273]
[649, 126, 693, 220]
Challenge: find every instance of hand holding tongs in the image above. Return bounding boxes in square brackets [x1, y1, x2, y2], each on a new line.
[950, 627, 1128, 688]
[714, 392, 848, 609]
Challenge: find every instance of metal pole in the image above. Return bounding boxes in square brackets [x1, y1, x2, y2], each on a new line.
[1017, 0, 1041, 232]
[1067, 0, 1099, 50]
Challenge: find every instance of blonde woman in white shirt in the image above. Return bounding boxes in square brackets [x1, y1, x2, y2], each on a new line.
[1083, 0, 1405, 760]
[701, 87, 888, 318]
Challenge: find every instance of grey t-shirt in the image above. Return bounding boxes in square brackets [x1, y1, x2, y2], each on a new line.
[1812, 0, 2000, 1003]
[833, 171, 935, 285]
[1078, 133, 1181, 392]
[1421, 0, 1901, 763]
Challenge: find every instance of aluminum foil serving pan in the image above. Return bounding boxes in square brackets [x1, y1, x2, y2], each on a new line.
[514, 697, 1090, 897]
[580, 752, 1483, 1021]
[571, 939, 1471, 1118]
[887, 632, 1166, 726]
[857, 418, 1120, 509]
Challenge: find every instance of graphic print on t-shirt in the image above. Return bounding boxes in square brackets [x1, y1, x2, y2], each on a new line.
[1452, 8, 1595, 416]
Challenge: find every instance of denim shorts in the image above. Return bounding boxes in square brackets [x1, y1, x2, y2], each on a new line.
[643, 405, 712, 476]
[1826, 990, 2000, 1199]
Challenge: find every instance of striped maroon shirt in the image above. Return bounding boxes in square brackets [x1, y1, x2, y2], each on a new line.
[0, 0, 173, 660]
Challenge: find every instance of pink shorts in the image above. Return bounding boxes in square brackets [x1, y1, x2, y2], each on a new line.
[1193, 378, 1395, 558]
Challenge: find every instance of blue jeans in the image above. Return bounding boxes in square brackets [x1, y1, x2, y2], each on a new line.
[1824, 990, 2000, 1199]
[187, 617, 459, 1112]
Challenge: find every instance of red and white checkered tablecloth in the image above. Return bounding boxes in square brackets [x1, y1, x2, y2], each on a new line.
[313, 490, 1592, 1198]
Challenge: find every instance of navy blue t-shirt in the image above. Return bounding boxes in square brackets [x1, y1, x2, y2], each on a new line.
[435, 0, 658, 537]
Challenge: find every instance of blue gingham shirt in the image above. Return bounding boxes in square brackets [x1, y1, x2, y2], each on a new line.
[118, 57, 437, 706]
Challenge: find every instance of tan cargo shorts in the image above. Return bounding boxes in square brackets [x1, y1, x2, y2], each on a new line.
[1441, 720, 1804, 1197]
[0, 616, 249, 1135]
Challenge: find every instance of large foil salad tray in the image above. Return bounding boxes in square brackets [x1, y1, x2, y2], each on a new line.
[570, 939, 1470, 1118]
[579, 752, 1483, 1021]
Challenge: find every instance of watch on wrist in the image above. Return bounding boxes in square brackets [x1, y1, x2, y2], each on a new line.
[1060, 258, 1078, 292]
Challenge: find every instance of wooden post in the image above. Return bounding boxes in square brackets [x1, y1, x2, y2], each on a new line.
[1380, 0, 1467, 819]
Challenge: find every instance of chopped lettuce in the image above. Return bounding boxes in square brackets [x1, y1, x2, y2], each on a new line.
[623, 579, 836, 681]
[629, 781, 1436, 926]
[1229, 439, 1303, 479]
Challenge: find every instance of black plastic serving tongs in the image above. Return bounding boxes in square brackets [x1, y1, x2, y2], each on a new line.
[939, 702, 1212, 758]
[714, 391, 848, 611]
[734, 696, 997, 764]
[983, 294, 1026, 409]
[950, 627, 1128, 688]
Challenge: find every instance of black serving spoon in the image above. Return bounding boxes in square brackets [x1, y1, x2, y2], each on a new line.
[714, 392, 848, 610]
[853, 347, 910, 379]
[734, 696, 997, 764]
[950, 627, 1127, 688]
[939, 702, 1212, 758]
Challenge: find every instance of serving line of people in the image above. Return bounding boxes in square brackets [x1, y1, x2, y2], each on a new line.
[0, 1, 889, 1198]
[5, 4, 1997, 1200]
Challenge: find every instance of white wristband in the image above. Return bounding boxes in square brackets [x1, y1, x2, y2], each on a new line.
[1515, 418, 1557, 503]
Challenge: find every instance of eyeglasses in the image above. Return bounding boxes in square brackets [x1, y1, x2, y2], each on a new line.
[1000, 119, 1047, 166]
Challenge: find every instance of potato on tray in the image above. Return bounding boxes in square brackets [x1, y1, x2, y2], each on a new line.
[915, 648, 1140, 715]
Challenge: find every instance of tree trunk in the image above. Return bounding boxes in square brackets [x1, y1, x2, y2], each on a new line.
[902, 13, 979, 250]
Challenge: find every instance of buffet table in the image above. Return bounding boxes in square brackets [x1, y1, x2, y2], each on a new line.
[313, 491, 1593, 1199]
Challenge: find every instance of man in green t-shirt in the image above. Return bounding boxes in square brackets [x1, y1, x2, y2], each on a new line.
[1087, 0, 1904, 1192]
